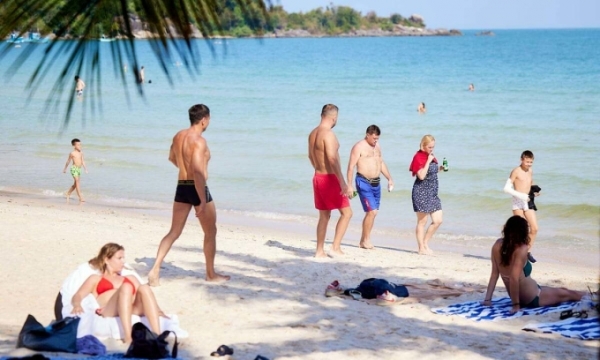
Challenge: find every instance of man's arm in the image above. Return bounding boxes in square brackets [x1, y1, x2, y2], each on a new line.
[324, 134, 346, 191]
[381, 161, 394, 190]
[191, 139, 208, 205]
[345, 143, 360, 194]
[168, 142, 178, 168]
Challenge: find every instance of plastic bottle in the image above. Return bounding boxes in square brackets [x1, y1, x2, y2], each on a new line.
[442, 158, 449, 172]
[352, 191, 358, 199]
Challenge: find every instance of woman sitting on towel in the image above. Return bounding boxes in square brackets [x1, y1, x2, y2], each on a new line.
[482, 216, 583, 314]
[71, 243, 167, 343]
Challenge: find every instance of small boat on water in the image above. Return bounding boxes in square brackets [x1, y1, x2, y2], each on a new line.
[99, 35, 116, 42]
[7, 33, 24, 44]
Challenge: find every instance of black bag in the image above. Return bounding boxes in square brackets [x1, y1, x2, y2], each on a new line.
[125, 322, 178, 359]
[17, 315, 79, 353]
[355, 278, 409, 299]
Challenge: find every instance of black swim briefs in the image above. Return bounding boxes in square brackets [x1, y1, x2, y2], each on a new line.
[174, 180, 213, 206]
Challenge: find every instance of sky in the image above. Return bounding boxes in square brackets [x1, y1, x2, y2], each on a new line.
[276, 0, 600, 29]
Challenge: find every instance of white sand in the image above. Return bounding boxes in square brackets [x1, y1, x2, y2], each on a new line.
[0, 192, 598, 359]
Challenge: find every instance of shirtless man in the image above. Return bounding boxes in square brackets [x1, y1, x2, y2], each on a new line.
[346, 125, 393, 250]
[74, 76, 85, 97]
[62, 138, 88, 203]
[148, 104, 229, 285]
[503, 150, 539, 263]
[308, 104, 352, 257]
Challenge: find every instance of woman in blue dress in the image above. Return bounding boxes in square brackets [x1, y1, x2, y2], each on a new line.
[409, 135, 444, 255]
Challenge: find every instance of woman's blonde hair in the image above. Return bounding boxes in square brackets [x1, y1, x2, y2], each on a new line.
[420, 135, 435, 151]
[89, 243, 124, 273]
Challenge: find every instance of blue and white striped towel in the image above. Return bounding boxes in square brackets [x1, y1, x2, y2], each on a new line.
[523, 316, 599, 340]
[431, 297, 577, 321]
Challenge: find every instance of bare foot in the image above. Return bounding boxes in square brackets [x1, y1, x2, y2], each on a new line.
[329, 248, 345, 257]
[79, 198, 86, 203]
[425, 247, 434, 255]
[315, 250, 328, 258]
[148, 272, 160, 287]
[206, 273, 231, 283]
[359, 242, 375, 250]
[418, 248, 427, 255]
[66, 192, 71, 203]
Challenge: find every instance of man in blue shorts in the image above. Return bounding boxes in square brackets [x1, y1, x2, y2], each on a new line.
[346, 125, 394, 249]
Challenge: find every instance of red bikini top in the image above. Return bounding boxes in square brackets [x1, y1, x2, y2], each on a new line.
[96, 276, 136, 296]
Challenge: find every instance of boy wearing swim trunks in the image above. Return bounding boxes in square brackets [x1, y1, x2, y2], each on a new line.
[308, 104, 353, 257]
[62, 138, 88, 203]
[346, 125, 393, 250]
[503, 150, 539, 262]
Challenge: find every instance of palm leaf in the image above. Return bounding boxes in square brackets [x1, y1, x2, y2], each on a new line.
[0, 0, 271, 130]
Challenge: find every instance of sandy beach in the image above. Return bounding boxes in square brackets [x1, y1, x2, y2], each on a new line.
[0, 191, 598, 359]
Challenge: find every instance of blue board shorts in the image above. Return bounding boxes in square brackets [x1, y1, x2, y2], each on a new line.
[355, 173, 381, 212]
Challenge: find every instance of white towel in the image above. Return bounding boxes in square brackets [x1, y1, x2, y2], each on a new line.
[60, 263, 188, 339]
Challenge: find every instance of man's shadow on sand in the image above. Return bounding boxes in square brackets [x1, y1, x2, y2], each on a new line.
[134, 257, 198, 280]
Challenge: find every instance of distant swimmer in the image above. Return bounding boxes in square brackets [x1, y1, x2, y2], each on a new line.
[62, 138, 88, 203]
[139, 66, 145, 84]
[308, 104, 353, 257]
[148, 104, 230, 285]
[417, 102, 426, 114]
[469, 83, 475, 91]
[74, 76, 85, 97]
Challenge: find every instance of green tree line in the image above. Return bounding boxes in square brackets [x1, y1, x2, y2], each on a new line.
[1, 1, 424, 38]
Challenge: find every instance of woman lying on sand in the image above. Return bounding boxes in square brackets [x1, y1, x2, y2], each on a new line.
[71, 243, 168, 343]
[482, 215, 584, 314]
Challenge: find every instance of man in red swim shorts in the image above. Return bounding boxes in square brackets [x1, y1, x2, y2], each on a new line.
[308, 104, 353, 257]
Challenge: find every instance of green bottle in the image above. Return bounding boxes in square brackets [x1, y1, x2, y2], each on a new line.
[442, 158, 449, 172]
[352, 190, 358, 198]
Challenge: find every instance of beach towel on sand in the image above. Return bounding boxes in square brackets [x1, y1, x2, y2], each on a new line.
[60, 263, 188, 340]
[522, 316, 599, 340]
[432, 297, 577, 321]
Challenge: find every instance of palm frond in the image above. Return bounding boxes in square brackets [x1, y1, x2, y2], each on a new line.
[0, 0, 271, 129]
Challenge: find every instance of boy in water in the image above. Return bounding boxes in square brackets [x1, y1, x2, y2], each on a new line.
[74, 76, 85, 97]
[63, 138, 88, 203]
[503, 150, 539, 262]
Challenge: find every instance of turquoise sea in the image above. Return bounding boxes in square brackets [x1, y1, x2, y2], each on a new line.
[1, 29, 599, 259]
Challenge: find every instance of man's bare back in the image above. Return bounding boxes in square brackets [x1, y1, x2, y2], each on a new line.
[171, 129, 210, 181]
[308, 125, 341, 175]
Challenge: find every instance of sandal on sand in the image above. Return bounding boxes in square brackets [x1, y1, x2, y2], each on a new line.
[348, 290, 362, 300]
[211, 344, 234, 357]
[254, 356, 270, 360]
[325, 280, 344, 297]
[376, 290, 398, 306]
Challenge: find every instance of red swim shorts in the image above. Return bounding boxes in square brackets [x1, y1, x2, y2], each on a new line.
[313, 173, 350, 210]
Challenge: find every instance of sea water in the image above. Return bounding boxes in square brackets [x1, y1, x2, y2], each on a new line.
[0, 29, 598, 257]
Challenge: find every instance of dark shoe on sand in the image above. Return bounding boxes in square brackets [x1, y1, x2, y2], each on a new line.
[211, 344, 234, 357]
[527, 252, 537, 263]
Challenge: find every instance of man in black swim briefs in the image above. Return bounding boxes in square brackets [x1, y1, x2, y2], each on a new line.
[173, 180, 213, 206]
[148, 104, 230, 285]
